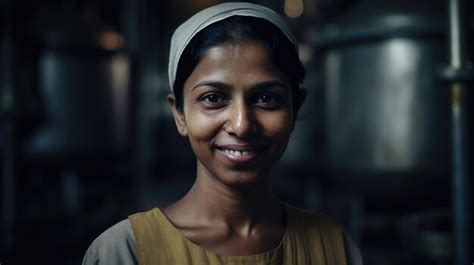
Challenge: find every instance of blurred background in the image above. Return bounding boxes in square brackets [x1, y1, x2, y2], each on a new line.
[0, 0, 473, 264]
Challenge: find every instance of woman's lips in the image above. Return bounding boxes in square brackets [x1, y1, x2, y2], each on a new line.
[215, 145, 263, 164]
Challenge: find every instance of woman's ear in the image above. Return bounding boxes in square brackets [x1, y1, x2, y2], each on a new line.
[291, 88, 307, 130]
[294, 88, 307, 117]
[167, 93, 188, 137]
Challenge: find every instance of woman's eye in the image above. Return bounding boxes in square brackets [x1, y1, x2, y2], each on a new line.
[255, 94, 282, 108]
[201, 93, 227, 106]
[257, 94, 274, 103]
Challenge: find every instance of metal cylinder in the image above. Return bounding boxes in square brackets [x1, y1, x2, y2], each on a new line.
[313, 0, 450, 205]
[29, 50, 130, 156]
[25, 11, 131, 160]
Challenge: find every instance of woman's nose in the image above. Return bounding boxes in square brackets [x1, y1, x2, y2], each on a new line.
[225, 100, 256, 138]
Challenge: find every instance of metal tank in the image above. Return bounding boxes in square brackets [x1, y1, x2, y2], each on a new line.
[26, 10, 130, 160]
[313, 0, 450, 205]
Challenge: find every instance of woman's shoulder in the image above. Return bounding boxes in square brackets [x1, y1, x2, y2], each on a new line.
[82, 219, 138, 265]
[285, 204, 340, 228]
[285, 204, 363, 265]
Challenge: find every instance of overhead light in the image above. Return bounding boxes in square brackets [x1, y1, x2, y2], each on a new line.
[284, 0, 304, 18]
[99, 31, 124, 50]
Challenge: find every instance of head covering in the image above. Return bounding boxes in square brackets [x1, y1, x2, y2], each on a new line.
[168, 2, 296, 91]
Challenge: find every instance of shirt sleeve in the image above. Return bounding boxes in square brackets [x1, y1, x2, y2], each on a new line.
[82, 219, 138, 265]
[344, 231, 363, 265]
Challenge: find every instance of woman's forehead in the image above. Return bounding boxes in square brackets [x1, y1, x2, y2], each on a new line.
[184, 41, 291, 92]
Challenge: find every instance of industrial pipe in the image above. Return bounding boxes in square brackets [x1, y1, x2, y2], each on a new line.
[444, 0, 473, 264]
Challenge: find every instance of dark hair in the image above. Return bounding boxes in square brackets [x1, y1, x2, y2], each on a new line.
[173, 16, 306, 115]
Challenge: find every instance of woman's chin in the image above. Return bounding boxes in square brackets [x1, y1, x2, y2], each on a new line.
[217, 171, 268, 190]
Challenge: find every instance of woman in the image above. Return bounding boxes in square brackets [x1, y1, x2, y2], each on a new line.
[83, 2, 362, 264]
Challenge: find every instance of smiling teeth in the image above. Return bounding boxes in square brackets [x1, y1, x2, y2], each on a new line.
[223, 149, 251, 156]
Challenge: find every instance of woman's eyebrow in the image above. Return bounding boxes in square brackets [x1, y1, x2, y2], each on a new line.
[192, 81, 231, 91]
[191, 80, 289, 91]
[251, 80, 289, 90]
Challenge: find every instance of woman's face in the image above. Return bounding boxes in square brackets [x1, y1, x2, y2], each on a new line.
[169, 40, 294, 188]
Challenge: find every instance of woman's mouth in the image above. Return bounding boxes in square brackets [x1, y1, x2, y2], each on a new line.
[215, 145, 263, 164]
[222, 149, 254, 157]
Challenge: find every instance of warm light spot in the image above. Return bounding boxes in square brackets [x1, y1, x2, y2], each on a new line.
[99, 31, 124, 50]
[298, 44, 313, 63]
[284, 0, 304, 18]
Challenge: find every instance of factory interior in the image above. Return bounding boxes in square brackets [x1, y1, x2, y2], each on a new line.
[0, 0, 473, 264]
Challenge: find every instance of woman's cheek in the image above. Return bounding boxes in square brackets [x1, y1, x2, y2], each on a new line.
[185, 112, 223, 140]
[262, 112, 293, 136]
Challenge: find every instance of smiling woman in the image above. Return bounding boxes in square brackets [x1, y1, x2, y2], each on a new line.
[82, 2, 362, 265]
[171, 40, 295, 188]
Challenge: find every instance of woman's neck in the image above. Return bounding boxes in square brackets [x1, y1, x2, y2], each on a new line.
[163, 165, 284, 236]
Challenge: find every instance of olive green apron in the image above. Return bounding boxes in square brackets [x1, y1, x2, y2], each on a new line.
[129, 205, 347, 265]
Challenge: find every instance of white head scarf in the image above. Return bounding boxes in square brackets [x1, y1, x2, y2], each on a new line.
[168, 2, 296, 91]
